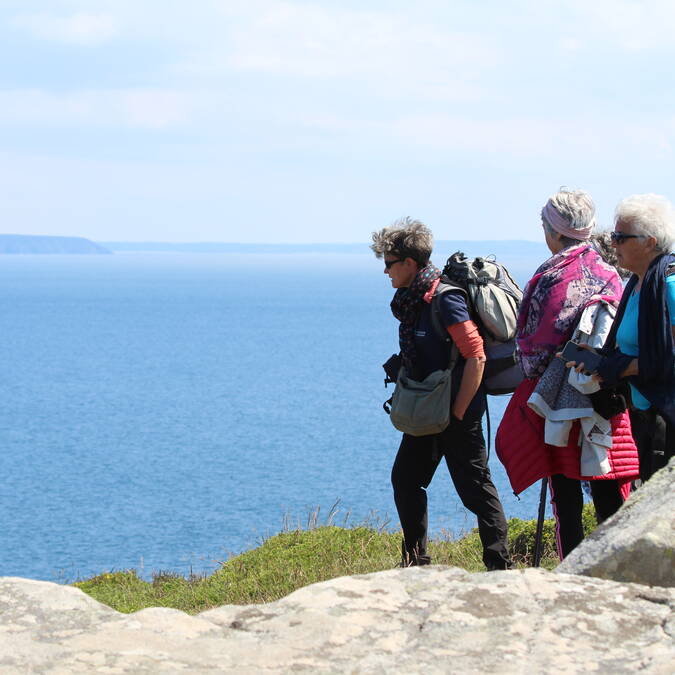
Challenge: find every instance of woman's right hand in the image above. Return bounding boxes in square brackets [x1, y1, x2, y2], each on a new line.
[556, 343, 601, 378]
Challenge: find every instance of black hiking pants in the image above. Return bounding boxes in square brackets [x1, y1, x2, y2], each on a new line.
[391, 413, 511, 570]
[548, 474, 624, 560]
[629, 407, 675, 483]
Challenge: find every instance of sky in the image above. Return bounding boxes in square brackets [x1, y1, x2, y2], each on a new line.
[0, 0, 674, 243]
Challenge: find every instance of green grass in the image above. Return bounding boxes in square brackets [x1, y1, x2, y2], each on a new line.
[74, 506, 597, 615]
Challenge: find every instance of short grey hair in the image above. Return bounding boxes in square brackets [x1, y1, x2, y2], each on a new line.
[614, 193, 675, 253]
[542, 188, 596, 240]
[371, 217, 433, 265]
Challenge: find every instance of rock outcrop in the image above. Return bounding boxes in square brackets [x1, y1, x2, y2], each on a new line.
[557, 458, 674, 587]
[2, 461, 674, 672]
[1, 568, 673, 673]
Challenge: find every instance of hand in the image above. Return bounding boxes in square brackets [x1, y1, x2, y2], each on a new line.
[556, 343, 599, 376]
[558, 359, 604, 383]
[620, 359, 639, 378]
[451, 406, 465, 421]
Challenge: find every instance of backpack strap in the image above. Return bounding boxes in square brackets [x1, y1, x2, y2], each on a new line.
[430, 280, 465, 372]
[430, 280, 467, 341]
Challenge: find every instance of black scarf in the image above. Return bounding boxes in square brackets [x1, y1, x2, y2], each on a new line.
[390, 263, 441, 374]
[636, 253, 675, 382]
[602, 253, 675, 424]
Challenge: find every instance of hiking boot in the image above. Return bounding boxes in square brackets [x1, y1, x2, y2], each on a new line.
[399, 540, 432, 567]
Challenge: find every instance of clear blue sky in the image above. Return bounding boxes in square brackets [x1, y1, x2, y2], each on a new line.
[1, 1, 673, 243]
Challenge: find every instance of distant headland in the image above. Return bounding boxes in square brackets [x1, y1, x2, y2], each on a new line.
[0, 235, 111, 255]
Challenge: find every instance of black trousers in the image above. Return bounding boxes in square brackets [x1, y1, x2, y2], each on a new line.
[391, 414, 511, 570]
[548, 474, 624, 560]
[629, 407, 675, 483]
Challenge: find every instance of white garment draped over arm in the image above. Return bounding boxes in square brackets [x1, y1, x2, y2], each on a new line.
[527, 300, 618, 477]
[567, 301, 616, 394]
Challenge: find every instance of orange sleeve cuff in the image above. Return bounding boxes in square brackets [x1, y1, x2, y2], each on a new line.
[447, 320, 485, 359]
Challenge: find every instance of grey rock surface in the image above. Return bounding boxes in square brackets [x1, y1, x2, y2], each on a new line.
[557, 458, 674, 587]
[1, 567, 673, 673]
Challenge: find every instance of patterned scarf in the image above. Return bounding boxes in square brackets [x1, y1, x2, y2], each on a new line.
[516, 243, 623, 378]
[390, 263, 441, 374]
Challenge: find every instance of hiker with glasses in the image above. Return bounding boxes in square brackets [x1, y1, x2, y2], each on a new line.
[371, 218, 512, 570]
[568, 194, 675, 483]
[495, 189, 639, 561]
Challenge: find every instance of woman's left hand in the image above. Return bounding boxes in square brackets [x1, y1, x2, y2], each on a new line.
[451, 406, 465, 421]
[620, 359, 639, 378]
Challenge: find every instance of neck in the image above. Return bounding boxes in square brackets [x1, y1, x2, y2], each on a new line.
[635, 252, 662, 283]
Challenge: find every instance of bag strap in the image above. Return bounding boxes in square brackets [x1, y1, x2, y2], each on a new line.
[433, 281, 493, 452]
[430, 282, 463, 372]
[430, 280, 467, 339]
[383, 284, 462, 416]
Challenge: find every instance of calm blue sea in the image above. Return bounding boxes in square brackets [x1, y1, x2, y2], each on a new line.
[0, 249, 553, 581]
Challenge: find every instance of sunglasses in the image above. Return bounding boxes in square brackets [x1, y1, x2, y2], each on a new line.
[610, 231, 647, 244]
[384, 258, 404, 269]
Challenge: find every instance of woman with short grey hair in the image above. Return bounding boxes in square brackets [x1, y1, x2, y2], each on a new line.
[372, 217, 511, 570]
[497, 188, 639, 560]
[592, 194, 675, 481]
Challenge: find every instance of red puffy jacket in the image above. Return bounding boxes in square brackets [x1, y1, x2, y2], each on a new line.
[496, 378, 639, 496]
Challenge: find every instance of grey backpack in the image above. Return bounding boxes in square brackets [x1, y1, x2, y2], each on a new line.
[434, 252, 524, 395]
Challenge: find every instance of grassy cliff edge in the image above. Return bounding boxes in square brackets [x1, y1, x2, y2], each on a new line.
[74, 508, 597, 615]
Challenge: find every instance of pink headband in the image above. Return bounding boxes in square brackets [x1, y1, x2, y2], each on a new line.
[542, 199, 594, 240]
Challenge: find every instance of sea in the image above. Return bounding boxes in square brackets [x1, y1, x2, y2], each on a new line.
[0, 244, 555, 582]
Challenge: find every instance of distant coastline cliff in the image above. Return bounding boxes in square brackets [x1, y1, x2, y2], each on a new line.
[0, 235, 111, 254]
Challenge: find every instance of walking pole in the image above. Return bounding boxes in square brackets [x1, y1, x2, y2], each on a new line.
[533, 478, 548, 567]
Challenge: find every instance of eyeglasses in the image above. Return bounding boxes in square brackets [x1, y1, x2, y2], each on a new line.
[610, 232, 647, 245]
[384, 258, 404, 269]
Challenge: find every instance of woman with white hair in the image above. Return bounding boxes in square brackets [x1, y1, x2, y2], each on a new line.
[590, 194, 675, 481]
[496, 189, 639, 561]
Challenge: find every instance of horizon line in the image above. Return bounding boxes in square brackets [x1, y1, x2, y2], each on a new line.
[98, 238, 546, 245]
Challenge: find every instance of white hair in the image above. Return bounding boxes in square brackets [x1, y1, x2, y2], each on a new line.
[615, 194, 675, 253]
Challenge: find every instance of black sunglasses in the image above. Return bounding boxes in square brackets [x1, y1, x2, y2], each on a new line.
[610, 232, 647, 244]
[384, 258, 405, 269]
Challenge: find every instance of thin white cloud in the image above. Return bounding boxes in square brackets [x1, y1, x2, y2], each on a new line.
[386, 113, 675, 160]
[11, 11, 118, 46]
[227, 4, 496, 77]
[173, 1, 498, 107]
[519, 0, 675, 53]
[569, 0, 675, 52]
[0, 89, 196, 129]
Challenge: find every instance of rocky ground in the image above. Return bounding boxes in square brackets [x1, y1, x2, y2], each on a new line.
[1, 460, 673, 673]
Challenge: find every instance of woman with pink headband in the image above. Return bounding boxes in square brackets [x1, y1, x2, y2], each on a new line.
[496, 189, 639, 561]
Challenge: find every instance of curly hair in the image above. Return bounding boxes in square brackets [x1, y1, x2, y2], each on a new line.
[591, 231, 630, 279]
[370, 217, 433, 266]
